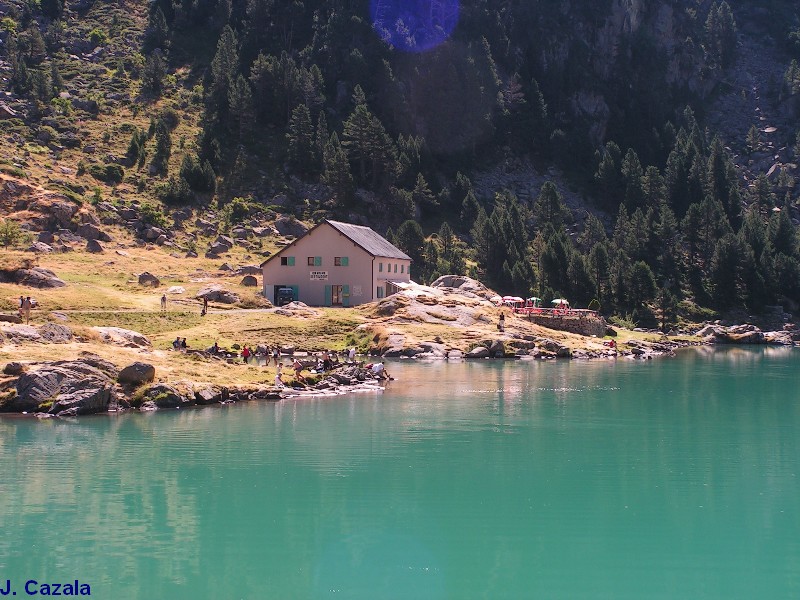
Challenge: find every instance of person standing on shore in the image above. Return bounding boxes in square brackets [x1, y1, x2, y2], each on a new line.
[275, 362, 284, 388]
[161, 294, 167, 312]
[272, 345, 280, 366]
[348, 347, 356, 363]
[201, 296, 208, 316]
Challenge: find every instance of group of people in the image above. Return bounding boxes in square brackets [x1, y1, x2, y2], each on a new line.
[172, 337, 188, 350]
[17, 296, 34, 324]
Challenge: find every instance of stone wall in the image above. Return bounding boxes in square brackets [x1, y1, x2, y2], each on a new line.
[524, 314, 608, 338]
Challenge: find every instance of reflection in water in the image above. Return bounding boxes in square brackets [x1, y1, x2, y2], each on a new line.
[1, 348, 798, 599]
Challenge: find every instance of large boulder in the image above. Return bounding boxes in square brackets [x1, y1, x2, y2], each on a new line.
[138, 272, 160, 287]
[93, 326, 152, 347]
[3, 359, 115, 415]
[196, 284, 240, 304]
[1, 324, 43, 342]
[0, 267, 66, 288]
[140, 383, 193, 409]
[194, 386, 228, 405]
[86, 239, 104, 253]
[274, 216, 309, 238]
[77, 223, 112, 242]
[118, 362, 156, 385]
[488, 339, 506, 358]
[712, 330, 765, 344]
[39, 322, 73, 343]
[27, 241, 53, 253]
[241, 275, 258, 287]
[466, 346, 490, 358]
[429, 275, 494, 299]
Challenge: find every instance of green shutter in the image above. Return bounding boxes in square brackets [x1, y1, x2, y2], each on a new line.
[287, 256, 295, 266]
[314, 256, 322, 266]
[341, 256, 349, 266]
[324, 285, 332, 306]
[342, 285, 350, 307]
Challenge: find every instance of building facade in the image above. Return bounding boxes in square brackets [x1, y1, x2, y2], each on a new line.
[260, 220, 412, 307]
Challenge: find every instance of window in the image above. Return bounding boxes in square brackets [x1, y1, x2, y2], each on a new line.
[307, 257, 315, 266]
[377, 287, 385, 299]
[334, 256, 349, 266]
[379, 262, 383, 272]
[401, 265, 404, 274]
[280, 256, 295, 266]
[394, 264, 398, 273]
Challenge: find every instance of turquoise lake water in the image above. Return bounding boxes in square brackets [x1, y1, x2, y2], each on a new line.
[1, 347, 799, 599]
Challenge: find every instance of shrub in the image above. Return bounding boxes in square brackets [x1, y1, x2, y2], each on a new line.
[609, 313, 637, 330]
[220, 196, 253, 226]
[160, 107, 180, 129]
[0, 219, 27, 247]
[139, 202, 168, 228]
[179, 155, 215, 192]
[87, 162, 124, 184]
[88, 28, 108, 46]
[157, 176, 194, 206]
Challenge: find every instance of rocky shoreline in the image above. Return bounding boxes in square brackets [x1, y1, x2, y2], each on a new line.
[1, 316, 797, 418]
[0, 355, 392, 418]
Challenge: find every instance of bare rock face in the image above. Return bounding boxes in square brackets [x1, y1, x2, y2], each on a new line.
[138, 272, 160, 287]
[118, 362, 156, 385]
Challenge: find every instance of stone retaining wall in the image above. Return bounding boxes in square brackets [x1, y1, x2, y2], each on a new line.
[523, 314, 608, 337]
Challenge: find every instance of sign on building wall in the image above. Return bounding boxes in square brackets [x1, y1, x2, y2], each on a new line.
[310, 271, 328, 281]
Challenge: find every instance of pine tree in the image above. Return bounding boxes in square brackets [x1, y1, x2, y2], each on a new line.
[594, 141, 623, 209]
[641, 166, 666, 209]
[144, 6, 170, 52]
[394, 220, 425, 268]
[588, 242, 611, 306]
[412, 173, 437, 216]
[322, 133, 353, 207]
[228, 74, 254, 137]
[287, 103, 315, 176]
[142, 51, 167, 95]
[211, 25, 239, 97]
[438, 222, 455, 261]
[710, 233, 745, 308]
[150, 120, 172, 175]
[705, 137, 741, 227]
[534, 181, 570, 231]
[620, 148, 645, 211]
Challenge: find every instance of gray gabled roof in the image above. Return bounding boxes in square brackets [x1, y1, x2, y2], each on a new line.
[326, 220, 412, 261]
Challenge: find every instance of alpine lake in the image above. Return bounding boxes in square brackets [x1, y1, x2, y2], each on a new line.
[1, 347, 798, 599]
